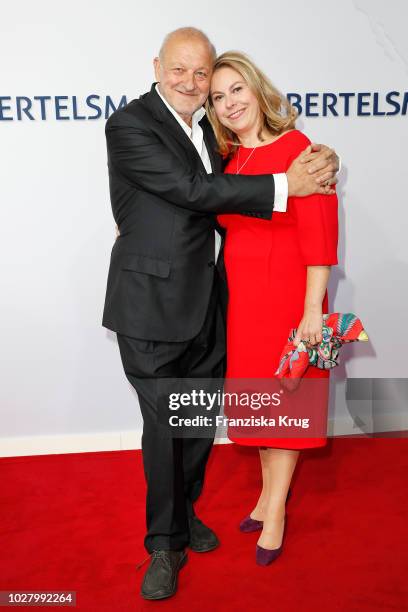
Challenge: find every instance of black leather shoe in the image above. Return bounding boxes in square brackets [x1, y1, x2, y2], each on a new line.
[140, 549, 187, 600]
[188, 516, 220, 552]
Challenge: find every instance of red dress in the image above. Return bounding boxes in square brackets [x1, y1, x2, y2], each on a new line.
[217, 130, 338, 449]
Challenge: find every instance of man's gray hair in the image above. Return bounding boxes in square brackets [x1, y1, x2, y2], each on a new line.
[159, 27, 217, 62]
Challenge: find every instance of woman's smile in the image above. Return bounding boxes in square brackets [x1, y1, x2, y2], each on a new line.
[227, 108, 246, 120]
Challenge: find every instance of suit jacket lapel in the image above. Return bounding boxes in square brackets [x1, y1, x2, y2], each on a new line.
[199, 115, 223, 175]
[140, 84, 204, 167]
[141, 83, 223, 175]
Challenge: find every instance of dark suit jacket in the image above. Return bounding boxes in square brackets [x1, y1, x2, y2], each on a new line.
[102, 83, 276, 342]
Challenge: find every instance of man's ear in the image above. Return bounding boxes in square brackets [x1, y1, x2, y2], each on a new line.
[153, 57, 160, 82]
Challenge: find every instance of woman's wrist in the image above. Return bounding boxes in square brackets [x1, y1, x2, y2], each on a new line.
[303, 302, 323, 314]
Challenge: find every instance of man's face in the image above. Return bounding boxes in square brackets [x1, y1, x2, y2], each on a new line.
[154, 37, 213, 125]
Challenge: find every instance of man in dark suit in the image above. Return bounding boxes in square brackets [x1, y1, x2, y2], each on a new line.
[103, 27, 339, 600]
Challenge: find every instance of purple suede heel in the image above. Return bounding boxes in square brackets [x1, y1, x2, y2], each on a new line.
[238, 488, 292, 533]
[255, 517, 287, 566]
[255, 542, 283, 566]
[239, 515, 263, 533]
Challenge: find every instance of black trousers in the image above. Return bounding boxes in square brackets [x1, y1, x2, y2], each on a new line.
[117, 278, 226, 553]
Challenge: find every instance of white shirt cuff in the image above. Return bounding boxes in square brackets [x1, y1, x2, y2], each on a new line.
[273, 173, 288, 212]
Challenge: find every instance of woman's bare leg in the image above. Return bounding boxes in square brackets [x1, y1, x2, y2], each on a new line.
[257, 448, 300, 549]
[249, 448, 270, 520]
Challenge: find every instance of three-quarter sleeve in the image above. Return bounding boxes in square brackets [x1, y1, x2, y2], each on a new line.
[291, 192, 338, 265]
[285, 131, 339, 266]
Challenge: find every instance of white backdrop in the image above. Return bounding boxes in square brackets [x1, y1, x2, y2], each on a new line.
[1, 0, 407, 455]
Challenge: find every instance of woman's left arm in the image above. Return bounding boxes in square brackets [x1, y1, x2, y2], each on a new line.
[286, 132, 339, 347]
[293, 266, 330, 347]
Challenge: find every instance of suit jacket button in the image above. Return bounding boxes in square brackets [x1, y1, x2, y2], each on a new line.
[208, 260, 215, 267]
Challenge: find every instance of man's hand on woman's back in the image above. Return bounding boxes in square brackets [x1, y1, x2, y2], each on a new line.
[287, 143, 339, 197]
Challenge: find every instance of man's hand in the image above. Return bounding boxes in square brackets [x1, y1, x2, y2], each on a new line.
[287, 143, 339, 197]
[115, 225, 120, 238]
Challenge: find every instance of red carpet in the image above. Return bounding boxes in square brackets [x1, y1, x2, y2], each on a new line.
[1, 439, 407, 611]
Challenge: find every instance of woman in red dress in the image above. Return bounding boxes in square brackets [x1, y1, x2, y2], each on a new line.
[206, 52, 338, 565]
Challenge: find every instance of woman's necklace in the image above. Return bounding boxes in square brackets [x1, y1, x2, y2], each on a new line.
[235, 145, 257, 174]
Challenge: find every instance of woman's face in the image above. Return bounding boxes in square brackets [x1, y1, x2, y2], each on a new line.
[210, 66, 261, 138]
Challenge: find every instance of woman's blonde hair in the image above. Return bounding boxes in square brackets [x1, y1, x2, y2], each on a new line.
[205, 51, 297, 157]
